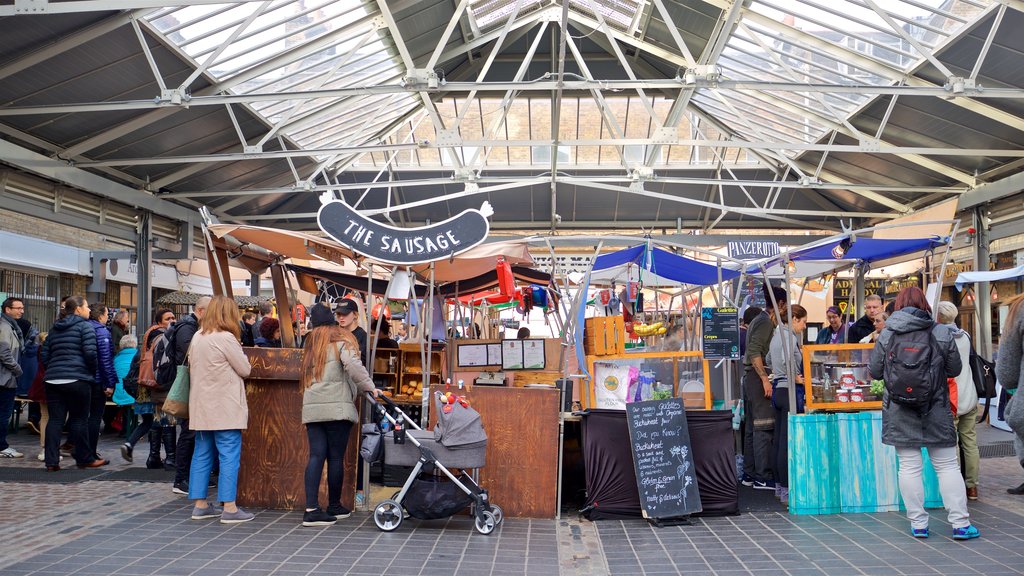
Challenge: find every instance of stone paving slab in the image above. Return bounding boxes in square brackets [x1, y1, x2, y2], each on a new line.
[4, 425, 1024, 575]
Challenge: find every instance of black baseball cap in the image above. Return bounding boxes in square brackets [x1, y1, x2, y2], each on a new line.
[334, 298, 359, 316]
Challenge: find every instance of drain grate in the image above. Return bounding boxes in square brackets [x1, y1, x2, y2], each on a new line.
[980, 441, 1016, 459]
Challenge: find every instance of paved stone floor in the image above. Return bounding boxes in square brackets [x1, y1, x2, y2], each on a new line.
[2, 424, 1024, 575]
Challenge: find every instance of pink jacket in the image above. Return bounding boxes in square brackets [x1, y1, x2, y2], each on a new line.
[188, 330, 251, 430]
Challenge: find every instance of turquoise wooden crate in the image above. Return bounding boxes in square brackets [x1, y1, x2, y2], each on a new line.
[789, 413, 841, 515]
[789, 411, 942, 515]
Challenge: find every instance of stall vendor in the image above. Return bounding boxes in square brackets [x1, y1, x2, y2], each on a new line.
[815, 306, 848, 345]
[335, 298, 367, 366]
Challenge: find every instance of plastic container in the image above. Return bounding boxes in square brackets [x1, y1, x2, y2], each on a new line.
[850, 388, 863, 402]
[836, 388, 850, 403]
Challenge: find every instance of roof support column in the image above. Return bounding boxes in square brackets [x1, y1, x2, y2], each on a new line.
[974, 207, 993, 358]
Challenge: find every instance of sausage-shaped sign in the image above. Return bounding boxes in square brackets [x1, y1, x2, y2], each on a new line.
[317, 195, 493, 265]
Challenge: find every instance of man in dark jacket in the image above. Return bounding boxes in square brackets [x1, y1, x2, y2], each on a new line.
[172, 297, 209, 495]
[848, 294, 884, 343]
[0, 298, 25, 458]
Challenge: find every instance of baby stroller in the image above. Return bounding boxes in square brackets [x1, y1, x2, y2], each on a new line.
[367, 392, 503, 535]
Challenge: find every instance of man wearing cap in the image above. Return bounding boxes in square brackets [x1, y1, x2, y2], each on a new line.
[335, 298, 367, 367]
[816, 306, 849, 345]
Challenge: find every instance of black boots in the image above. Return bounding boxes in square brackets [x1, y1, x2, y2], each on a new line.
[1007, 482, 1024, 495]
[162, 425, 177, 471]
[146, 427, 163, 469]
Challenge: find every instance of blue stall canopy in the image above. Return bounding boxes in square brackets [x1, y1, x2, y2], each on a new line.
[749, 236, 949, 278]
[955, 264, 1024, 290]
[590, 245, 741, 288]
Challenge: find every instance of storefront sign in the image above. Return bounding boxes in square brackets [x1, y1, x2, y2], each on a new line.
[727, 241, 780, 260]
[883, 273, 922, 299]
[702, 307, 740, 360]
[500, 318, 520, 329]
[317, 198, 492, 265]
[832, 278, 883, 302]
[626, 398, 702, 519]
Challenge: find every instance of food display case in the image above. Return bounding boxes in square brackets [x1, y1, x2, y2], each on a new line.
[584, 351, 711, 410]
[801, 343, 880, 411]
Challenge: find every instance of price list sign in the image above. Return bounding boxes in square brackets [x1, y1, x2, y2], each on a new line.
[701, 307, 740, 360]
[626, 398, 702, 519]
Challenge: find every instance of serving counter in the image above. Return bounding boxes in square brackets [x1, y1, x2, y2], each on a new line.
[428, 383, 560, 518]
[236, 347, 359, 510]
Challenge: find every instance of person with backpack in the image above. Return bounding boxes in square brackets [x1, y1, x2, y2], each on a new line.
[120, 308, 175, 468]
[868, 287, 979, 540]
[937, 301, 980, 501]
[299, 303, 380, 527]
[997, 293, 1024, 495]
[40, 296, 101, 470]
[163, 297, 209, 496]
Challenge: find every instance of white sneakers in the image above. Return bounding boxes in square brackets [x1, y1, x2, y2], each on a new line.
[0, 447, 24, 458]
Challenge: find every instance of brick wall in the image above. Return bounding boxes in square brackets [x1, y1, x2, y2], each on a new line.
[0, 211, 130, 252]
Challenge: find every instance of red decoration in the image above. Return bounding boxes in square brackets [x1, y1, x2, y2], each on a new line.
[496, 257, 515, 296]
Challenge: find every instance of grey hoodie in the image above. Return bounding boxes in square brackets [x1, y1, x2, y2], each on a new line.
[869, 307, 961, 448]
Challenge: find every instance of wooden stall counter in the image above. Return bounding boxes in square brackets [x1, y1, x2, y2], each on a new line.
[237, 347, 358, 510]
[428, 384, 560, 519]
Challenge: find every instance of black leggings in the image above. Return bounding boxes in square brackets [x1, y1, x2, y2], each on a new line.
[304, 420, 352, 510]
[127, 413, 155, 447]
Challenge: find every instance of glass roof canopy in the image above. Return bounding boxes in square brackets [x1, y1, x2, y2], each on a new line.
[143, 0, 994, 173]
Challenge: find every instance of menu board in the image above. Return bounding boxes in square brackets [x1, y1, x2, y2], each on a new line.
[626, 398, 701, 519]
[487, 343, 502, 365]
[523, 339, 546, 369]
[457, 344, 490, 367]
[701, 307, 740, 360]
[501, 339, 523, 370]
[501, 338, 546, 370]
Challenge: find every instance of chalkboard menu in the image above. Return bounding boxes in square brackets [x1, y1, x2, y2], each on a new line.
[701, 307, 740, 360]
[625, 398, 702, 519]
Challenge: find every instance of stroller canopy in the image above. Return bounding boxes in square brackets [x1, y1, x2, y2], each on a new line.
[434, 393, 488, 448]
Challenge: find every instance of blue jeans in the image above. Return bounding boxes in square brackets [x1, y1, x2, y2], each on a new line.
[189, 429, 242, 503]
[0, 387, 16, 451]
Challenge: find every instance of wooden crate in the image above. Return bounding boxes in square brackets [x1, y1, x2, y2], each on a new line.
[584, 317, 625, 356]
[512, 370, 562, 387]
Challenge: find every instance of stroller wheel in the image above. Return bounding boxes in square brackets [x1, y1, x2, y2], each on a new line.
[489, 504, 503, 525]
[373, 500, 403, 532]
[474, 510, 498, 535]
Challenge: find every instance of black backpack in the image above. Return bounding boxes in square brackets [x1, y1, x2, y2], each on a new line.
[122, 348, 141, 397]
[883, 327, 942, 411]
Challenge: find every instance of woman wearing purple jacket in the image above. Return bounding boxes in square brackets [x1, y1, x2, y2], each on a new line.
[87, 304, 117, 465]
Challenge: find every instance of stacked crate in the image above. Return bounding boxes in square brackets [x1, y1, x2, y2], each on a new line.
[583, 316, 626, 356]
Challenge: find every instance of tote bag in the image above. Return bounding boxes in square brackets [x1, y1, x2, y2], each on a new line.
[162, 346, 191, 418]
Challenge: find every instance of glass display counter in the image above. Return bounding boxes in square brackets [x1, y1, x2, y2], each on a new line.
[801, 344, 880, 411]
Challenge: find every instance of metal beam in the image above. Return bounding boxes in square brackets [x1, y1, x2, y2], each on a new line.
[957, 170, 1024, 211]
[0, 0, 268, 15]
[3, 80, 1021, 117]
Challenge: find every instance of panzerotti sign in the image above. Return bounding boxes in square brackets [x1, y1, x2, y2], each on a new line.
[317, 198, 492, 265]
[727, 241, 780, 260]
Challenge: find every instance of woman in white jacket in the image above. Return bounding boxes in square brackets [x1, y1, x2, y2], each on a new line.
[937, 301, 979, 501]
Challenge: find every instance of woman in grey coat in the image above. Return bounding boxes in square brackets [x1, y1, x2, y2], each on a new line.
[298, 304, 379, 527]
[869, 287, 978, 540]
[997, 293, 1024, 494]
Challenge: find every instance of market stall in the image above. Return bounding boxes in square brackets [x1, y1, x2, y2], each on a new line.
[563, 241, 745, 520]
[747, 228, 955, 515]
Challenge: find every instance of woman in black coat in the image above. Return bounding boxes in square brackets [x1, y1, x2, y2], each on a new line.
[40, 296, 102, 470]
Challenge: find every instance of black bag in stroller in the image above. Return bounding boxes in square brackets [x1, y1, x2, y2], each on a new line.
[402, 473, 475, 520]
